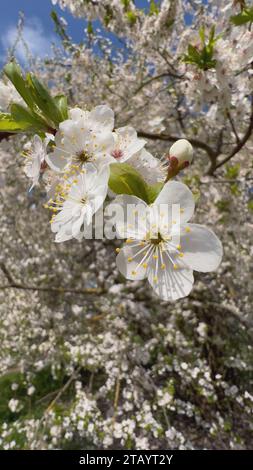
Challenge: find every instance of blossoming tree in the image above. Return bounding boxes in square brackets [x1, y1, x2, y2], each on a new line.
[0, 0, 252, 451]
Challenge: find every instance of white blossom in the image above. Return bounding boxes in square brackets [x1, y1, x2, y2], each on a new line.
[50, 164, 109, 242]
[110, 126, 146, 162]
[46, 105, 115, 173]
[112, 181, 222, 300]
[23, 135, 49, 190]
[0, 80, 24, 111]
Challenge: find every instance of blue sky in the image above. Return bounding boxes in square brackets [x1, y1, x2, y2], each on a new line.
[0, 0, 89, 66]
[0, 0, 154, 67]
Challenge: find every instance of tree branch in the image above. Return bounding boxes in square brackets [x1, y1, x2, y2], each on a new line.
[133, 71, 183, 95]
[45, 366, 81, 413]
[0, 283, 103, 296]
[137, 130, 217, 163]
[0, 263, 102, 296]
[227, 111, 240, 145]
[213, 97, 253, 171]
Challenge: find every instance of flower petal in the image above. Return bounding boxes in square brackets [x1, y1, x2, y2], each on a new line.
[46, 149, 69, 172]
[113, 126, 146, 161]
[128, 149, 165, 184]
[116, 243, 149, 280]
[147, 257, 194, 301]
[180, 223, 223, 272]
[69, 107, 88, 122]
[154, 180, 195, 223]
[106, 194, 148, 239]
[72, 213, 84, 238]
[88, 105, 114, 132]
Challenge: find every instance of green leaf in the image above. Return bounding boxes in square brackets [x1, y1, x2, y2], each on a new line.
[188, 44, 200, 61]
[87, 21, 94, 35]
[209, 25, 216, 44]
[4, 62, 34, 109]
[147, 182, 164, 204]
[230, 8, 253, 26]
[0, 112, 32, 132]
[230, 183, 240, 196]
[183, 26, 220, 71]
[109, 163, 150, 203]
[225, 163, 240, 179]
[150, 0, 159, 15]
[4, 62, 68, 131]
[53, 95, 68, 121]
[10, 104, 48, 131]
[126, 11, 137, 25]
[121, 0, 131, 10]
[27, 74, 63, 126]
[199, 26, 205, 45]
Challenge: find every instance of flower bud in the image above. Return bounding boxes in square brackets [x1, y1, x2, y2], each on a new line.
[169, 139, 193, 166]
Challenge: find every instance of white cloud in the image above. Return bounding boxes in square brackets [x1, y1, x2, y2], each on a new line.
[1, 17, 59, 64]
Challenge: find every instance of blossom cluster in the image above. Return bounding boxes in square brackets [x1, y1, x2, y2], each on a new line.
[0, 76, 222, 301]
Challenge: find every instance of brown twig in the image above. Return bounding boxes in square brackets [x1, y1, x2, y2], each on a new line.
[45, 366, 81, 413]
[133, 71, 183, 95]
[0, 283, 103, 296]
[213, 97, 253, 171]
[0, 263, 103, 296]
[227, 111, 240, 145]
[138, 130, 217, 165]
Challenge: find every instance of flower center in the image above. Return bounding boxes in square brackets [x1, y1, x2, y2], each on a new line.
[40, 160, 48, 172]
[111, 149, 123, 159]
[147, 231, 164, 245]
[76, 150, 92, 163]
